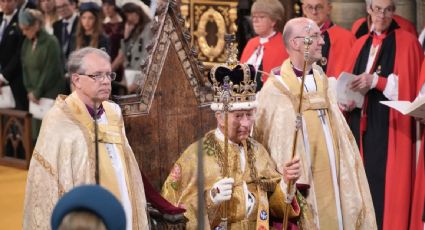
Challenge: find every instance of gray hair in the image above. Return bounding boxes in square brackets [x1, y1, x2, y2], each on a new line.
[366, 0, 397, 7]
[67, 47, 110, 74]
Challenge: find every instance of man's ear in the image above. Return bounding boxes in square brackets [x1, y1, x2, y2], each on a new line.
[215, 111, 223, 126]
[366, 5, 372, 15]
[71, 73, 81, 89]
[290, 38, 300, 51]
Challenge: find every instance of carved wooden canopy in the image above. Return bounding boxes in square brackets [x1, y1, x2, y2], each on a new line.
[114, 0, 214, 116]
[114, 0, 217, 190]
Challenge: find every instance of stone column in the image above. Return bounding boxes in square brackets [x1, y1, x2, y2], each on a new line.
[330, 0, 367, 29]
[395, 0, 417, 30]
[416, 0, 424, 30]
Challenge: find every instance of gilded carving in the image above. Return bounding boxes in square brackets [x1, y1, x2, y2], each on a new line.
[181, 0, 238, 66]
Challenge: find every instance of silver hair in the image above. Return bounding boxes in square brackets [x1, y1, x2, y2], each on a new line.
[366, 0, 397, 7]
[67, 47, 110, 74]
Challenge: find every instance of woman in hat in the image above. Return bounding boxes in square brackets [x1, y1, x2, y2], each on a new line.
[19, 8, 65, 141]
[240, 0, 288, 91]
[111, 1, 152, 93]
[76, 2, 110, 53]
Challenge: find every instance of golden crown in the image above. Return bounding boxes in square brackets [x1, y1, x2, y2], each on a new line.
[209, 35, 257, 111]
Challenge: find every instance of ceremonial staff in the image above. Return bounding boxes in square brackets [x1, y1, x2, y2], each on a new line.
[282, 32, 314, 230]
[215, 34, 239, 230]
[94, 102, 100, 185]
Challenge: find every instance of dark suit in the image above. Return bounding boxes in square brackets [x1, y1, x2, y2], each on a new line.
[52, 16, 78, 66]
[0, 12, 28, 110]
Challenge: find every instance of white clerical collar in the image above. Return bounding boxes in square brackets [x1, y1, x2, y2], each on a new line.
[259, 31, 276, 44]
[214, 128, 239, 146]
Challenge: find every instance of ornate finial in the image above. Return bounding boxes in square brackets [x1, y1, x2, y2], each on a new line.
[224, 34, 238, 68]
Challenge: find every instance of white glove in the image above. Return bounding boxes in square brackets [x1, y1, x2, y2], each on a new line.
[210, 177, 234, 205]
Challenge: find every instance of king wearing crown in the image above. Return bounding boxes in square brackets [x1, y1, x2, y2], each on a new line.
[161, 44, 303, 228]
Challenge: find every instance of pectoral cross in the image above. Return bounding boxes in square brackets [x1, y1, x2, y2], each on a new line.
[318, 109, 326, 124]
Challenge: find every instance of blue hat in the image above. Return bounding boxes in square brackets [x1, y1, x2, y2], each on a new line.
[79, 2, 101, 14]
[51, 185, 126, 230]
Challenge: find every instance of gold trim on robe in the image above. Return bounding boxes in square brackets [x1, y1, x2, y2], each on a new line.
[254, 59, 377, 229]
[23, 92, 149, 229]
[161, 130, 300, 229]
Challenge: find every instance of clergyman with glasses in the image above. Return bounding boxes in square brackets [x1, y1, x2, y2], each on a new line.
[301, 0, 355, 78]
[351, 0, 417, 38]
[254, 17, 376, 229]
[342, 0, 424, 228]
[23, 47, 149, 230]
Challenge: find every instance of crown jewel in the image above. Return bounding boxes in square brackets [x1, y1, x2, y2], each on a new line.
[209, 34, 257, 111]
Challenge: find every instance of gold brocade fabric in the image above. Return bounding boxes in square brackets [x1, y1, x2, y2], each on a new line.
[23, 92, 149, 229]
[161, 131, 300, 229]
[254, 59, 377, 230]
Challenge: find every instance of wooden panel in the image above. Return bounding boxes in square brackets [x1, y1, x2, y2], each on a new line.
[125, 44, 215, 190]
[0, 109, 33, 169]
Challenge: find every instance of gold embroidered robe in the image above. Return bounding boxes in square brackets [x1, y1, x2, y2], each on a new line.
[161, 130, 299, 230]
[23, 92, 149, 229]
[254, 59, 377, 229]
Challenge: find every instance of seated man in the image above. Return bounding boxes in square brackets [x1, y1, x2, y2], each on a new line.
[161, 63, 301, 229]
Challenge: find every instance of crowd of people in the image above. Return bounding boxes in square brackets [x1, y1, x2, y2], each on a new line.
[0, 0, 152, 141]
[10, 0, 425, 229]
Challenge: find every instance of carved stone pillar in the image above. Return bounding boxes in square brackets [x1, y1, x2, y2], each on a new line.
[180, 0, 238, 67]
[395, 0, 416, 28]
[419, 0, 425, 29]
[330, 0, 366, 29]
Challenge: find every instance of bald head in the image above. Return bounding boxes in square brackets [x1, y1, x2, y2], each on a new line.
[282, 17, 318, 50]
[282, 17, 324, 67]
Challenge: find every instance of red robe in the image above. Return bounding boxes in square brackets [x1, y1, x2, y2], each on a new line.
[324, 24, 355, 78]
[351, 14, 418, 38]
[410, 59, 425, 230]
[240, 32, 288, 82]
[345, 28, 424, 230]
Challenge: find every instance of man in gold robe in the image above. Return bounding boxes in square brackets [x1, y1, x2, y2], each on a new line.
[161, 63, 301, 229]
[254, 17, 377, 229]
[23, 47, 149, 229]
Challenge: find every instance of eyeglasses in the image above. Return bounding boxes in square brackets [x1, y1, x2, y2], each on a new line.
[293, 34, 324, 42]
[303, 4, 325, 13]
[370, 5, 395, 16]
[78, 72, 117, 81]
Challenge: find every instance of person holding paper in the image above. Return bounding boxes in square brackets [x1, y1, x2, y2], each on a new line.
[240, 0, 288, 91]
[161, 63, 301, 229]
[343, 0, 424, 228]
[19, 9, 66, 141]
[254, 17, 376, 229]
[301, 0, 355, 78]
[23, 47, 149, 229]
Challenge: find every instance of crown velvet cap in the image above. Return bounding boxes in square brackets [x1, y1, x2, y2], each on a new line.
[51, 185, 126, 230]
[209, 64, 257, 111]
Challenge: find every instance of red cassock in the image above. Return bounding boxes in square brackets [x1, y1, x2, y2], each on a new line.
[410, 59, 425, 230]
[344, 27, 424, 229]
[351, 14, 418, 38]
[324, 25, 356, 78]
[240, 32, 288, 82]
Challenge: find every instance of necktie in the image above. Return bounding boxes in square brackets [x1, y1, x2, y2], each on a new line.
[0, 18, 8, 43]
[62, 21, 69, 53]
